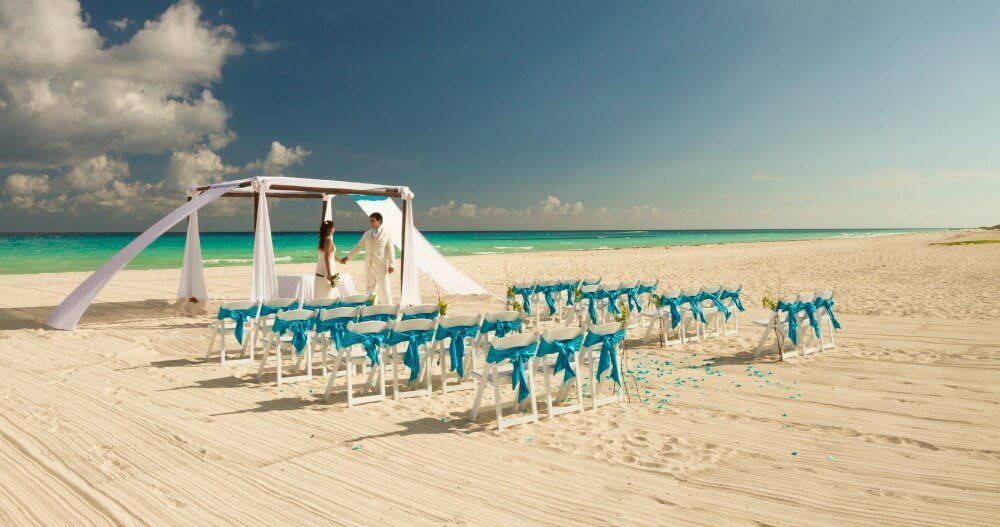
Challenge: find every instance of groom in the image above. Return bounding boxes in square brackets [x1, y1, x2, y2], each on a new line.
[340, 212, 395, 304]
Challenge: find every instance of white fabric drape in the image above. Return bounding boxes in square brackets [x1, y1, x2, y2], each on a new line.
[249, 185, 278, 302]
[352, 195, 489, 302]
[46, 184, 235, 330]
[400, 192, 419, 305]
[323, 195, 333, 222]
[177, 209, 208, 301]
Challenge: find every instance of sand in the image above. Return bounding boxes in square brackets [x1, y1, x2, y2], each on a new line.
[0, 229, 998, 526]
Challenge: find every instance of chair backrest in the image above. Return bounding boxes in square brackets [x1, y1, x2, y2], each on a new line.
[222, 300, 258, 311]
[586, 321, 623, 336]
[490, 331, 539, 349]
[661, 289, 682, 300]
[638, 279, 659, 289]
[619, 281, 639, 290]
[341, 294, 371, 305]
[702, 285, 721, 295]
[581, 277, 601, 285]
[680, 287, 702, 297]
[815, 289, 833, 301]
[579, 284, 600, 295]
[401, 304, 439, 318]
[360, 304, 400, 320]
[276, 309, 314, 322]
[347, 320, 390, 334]
[391, 318, 436, 333]
[512, 281, 536, 291]
[318, 306, 361, 321]
[484, 310, 521, 323]
[797, 292, 816, 303]
[536, 279, 559, 288]
[724, 284, 741, 294]
[304, 297, 340, 309]
[438, 314, 482, 329]
[264, 297, 299, 310]
[542, 326, 585, 342]
[780, 294, 799, 304]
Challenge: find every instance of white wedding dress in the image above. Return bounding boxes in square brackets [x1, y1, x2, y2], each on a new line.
[313, 247, 337, 299]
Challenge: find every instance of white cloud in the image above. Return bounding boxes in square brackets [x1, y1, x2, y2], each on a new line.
[108, 17, 131, 31]
[426, 200, 455, 217]
[64, 155, 130, 191]
[247, 35, 285, 53]
[0, 0, 243, 167]
[164, 145, 239, 192]
[3, 173, 51, 196]
[530, 195, 584, 215]
[259, 141, 311, 176]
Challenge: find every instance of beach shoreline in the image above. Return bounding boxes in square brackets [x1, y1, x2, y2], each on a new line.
[1, 229, 998, 525]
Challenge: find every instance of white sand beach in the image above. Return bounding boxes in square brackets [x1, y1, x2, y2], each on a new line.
[1, 230, 998, 526]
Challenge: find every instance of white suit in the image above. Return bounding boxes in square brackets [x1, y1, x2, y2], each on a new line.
[346, 227, 395, 304]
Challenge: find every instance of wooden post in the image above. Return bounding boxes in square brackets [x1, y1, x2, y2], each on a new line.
[253, 191, 259, 235]
[320, 196, 328, 225]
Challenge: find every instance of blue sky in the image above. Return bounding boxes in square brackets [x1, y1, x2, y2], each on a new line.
[1, 0, 998, 231]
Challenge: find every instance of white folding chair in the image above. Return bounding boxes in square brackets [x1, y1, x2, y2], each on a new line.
[257, 309, 316, 385]
[470, 332, 541, 430]
[814, 290, 838, 351]
[581, 322, 626, 409]
[535, 326, 586, 418]
[323, 320, 390, 406]
[558, 279, 582, 325]
[679, 287, 705, 342]
[753, 294, 802, 360]
[206, 301, 259, 365]
[302, 296, 341, 312]
[428, 314, 483, 393]
[339, 294, 372, 307]
[510, 281, 537, 325]
[642, 289, 685, 347]
[252, 297, 300, 352]
[477, 311, 523, 350]
[797, 292, 819, 356]
[720, 284, 743, 336]
[533, 279, 561, 325]
[699, 285, 725, 339]
[574, 284, 603, 328]
[314, 306, 361, 379]
[385, 318, 437, 400]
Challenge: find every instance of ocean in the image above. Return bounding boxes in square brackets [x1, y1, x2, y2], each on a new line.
[0, 229, 941, 275]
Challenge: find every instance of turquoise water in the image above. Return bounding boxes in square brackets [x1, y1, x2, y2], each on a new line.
[0, 229, 942, 275]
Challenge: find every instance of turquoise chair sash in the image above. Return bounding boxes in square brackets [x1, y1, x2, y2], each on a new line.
[801, 301, 821, 338]
[604, 289, 622, 315]
[338, 298, 372, 308]
[340, 330, 388, 366]
[683, 294, 707, 324]
[481, 318, 521, 339]
[776, 301, 803, 345]
[578, 290, 601, 323]
[583, 330, 625, 387]
[719, 289, 746, 311]
[561, 281, 580, 306]
[386, 329, 435, 382]
[626, 287, 643, 313]
[700, 291, 731, 320]
[511, 286, 534, 315]
[259, 303, 298, 317]
[813, 298, 842, 330]
[434, 324, 479, 378]
[313, 315, 356, 351]
[486, 342, 537, 402]
[217, 306, 257, 344]
[537, 335, 583, 384]
[401, 311, 439, 321]
[581, 278, 602, 285]
[535, 284, 561, 315]
[359, 312, 396, 322]
[659, 297, 684, 329]
[271, 317, 315, 355]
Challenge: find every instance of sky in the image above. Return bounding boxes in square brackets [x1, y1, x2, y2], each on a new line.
[1, 0, 998, 232]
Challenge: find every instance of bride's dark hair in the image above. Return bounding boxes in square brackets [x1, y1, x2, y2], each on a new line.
[318, 220, 334, 249]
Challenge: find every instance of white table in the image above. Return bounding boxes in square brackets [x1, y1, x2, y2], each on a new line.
[277, 273, 356, 301]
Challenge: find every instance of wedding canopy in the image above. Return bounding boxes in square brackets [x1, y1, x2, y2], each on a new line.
[46, 176, 489, 330]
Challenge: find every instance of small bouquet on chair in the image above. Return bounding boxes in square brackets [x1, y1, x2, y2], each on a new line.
[327, 272, 341, 288]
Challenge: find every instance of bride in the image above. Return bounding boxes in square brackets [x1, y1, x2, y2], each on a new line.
[314, 220, 339, 298]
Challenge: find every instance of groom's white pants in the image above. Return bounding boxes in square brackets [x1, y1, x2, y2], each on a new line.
[364, 268, 392, 304]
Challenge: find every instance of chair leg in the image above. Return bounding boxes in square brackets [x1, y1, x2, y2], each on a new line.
[257, 335, 272, 381]
[470, 364, 488, 421]
[491, 368, 505, 429]
[323, 348, 345, 401]
[391, 345, 401, 401]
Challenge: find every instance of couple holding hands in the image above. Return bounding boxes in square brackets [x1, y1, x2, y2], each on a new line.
[315, 212, 395, 304]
